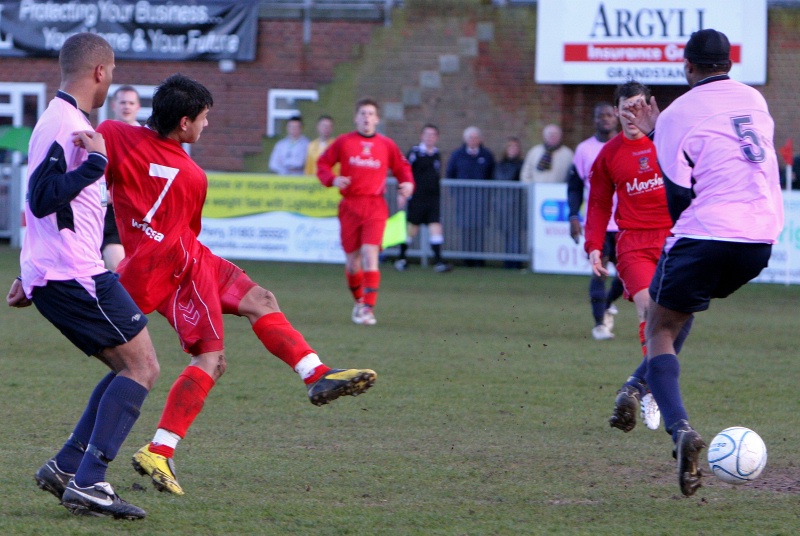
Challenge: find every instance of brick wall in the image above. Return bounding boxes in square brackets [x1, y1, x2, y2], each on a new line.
[0, 20, 379, 171]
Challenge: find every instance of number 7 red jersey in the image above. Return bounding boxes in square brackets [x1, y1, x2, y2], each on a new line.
[97, 120, 207, 313]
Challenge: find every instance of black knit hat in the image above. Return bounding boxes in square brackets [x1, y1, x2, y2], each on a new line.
[684, 29, 731, 65]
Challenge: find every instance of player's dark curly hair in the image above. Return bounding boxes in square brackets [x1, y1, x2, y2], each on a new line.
[146, 74, 214, 137]
[613, 81, 651, 107]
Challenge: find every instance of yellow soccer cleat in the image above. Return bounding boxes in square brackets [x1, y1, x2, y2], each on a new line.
[308, 368, 377, 406]
[131, 444, 184, 496]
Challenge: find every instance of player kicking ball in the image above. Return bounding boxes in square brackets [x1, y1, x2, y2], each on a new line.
[94, 74, 376, 496]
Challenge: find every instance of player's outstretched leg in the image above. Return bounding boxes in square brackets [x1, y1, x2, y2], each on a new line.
[132, 444, 184, 495]
[672, 420, 706, 496]
[308, 369, 377, 406]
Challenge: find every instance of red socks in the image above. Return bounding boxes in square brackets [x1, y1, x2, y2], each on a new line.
[346, 270, 364, 302]
[155, 365, 215, 443]
[362, 270, 380, 307]
[252, 312, 315, 369]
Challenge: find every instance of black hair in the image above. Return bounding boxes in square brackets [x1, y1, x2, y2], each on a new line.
[146, 74, 213, 137]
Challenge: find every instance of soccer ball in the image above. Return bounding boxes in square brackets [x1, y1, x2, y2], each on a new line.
[707, 427, 767, 485]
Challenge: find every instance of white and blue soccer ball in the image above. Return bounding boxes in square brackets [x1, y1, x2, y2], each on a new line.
[707, 426, 767, 485]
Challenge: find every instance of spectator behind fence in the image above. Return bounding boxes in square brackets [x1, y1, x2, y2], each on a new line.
[521, 123, 573, 183]
[268, 115, 309, 175]
[305, 114, 338, 176]
[493, 136, 525, 269]
[446, 126, 495, 267]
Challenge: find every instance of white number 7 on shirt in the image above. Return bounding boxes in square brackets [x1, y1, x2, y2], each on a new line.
[145, 163, 179, 224]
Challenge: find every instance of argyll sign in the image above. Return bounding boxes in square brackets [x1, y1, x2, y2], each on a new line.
[0, 0, 259, 61]
[535, 0, 766, 85]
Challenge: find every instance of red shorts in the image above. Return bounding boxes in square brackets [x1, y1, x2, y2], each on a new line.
[155, 244, 256, 355]
[615, 228, 671, 300]
[338, 196, 388, 253]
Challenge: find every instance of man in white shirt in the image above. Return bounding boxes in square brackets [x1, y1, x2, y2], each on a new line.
[268, 116, 310, 175]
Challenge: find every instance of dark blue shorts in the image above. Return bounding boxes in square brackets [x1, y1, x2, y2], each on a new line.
[406, 195, 441, 226]
[32, 272, 148, 356]
[649, 237, 772, 313]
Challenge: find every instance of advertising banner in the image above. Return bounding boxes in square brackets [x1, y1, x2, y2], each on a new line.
[0, 0, 258, 61]
[753, 190, 800, 285]
[199, 174, 345, 263]
[535, 0, 767, 85]
[532, 183, 595, 275]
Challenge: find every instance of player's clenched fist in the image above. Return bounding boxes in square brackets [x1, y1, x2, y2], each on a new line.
[72, 130, 107, 157]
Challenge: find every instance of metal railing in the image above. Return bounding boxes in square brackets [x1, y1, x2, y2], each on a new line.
[260, 0, 401, 43]
[384, 178, 533, 266]
[0, 163, 22, 246]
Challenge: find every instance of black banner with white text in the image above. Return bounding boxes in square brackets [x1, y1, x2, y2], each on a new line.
[0, 0, 259, 61]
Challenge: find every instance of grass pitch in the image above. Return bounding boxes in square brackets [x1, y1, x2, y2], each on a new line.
[1, 244, 798, 535]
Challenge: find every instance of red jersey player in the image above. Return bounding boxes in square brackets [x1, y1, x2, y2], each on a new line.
[96, 74, 377, 496]
[317, 98, 414, 325]
[584, 81, 682, 435]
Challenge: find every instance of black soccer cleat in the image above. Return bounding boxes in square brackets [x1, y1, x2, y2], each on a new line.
[61, 480, 146, 520]
[672, 421, 707, 497]
[609, 384, 641, 432]
[308, 368, 376, 406]
[35, 458, 74, 502]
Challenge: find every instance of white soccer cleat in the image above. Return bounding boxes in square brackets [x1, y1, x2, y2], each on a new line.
[351, 303, 376, 325]
[357, 305, 377, 325]
[641, 392, 661, 430]
[591, 324, 614, 340]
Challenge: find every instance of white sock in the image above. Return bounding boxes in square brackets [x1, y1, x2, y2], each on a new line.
[294, 353, 323, 380]
[152, 429, 181, 449]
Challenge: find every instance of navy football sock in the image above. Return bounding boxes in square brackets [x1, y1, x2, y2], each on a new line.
[73, 376, 148, 487]
[606, 277, 624, 307]
[55, 372, 116, 473]
[589, 277, 606, 325]
[624, 357, 649, 394]
[673, 314, 694, 355]
[645, 353, 689, 438]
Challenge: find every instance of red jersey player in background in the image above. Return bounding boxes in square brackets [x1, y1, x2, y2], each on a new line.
[96, 74, 377, 496]
[584, 81, 692, 435]
[317, 98, 415, 325]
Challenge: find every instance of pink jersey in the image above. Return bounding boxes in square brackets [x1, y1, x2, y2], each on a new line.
[655, 78, 783, 242]
[21, 94, 108, 298]
[317, 131, 414, 197]
[573, 135, 618, 232]
[97, 120, 207, 313]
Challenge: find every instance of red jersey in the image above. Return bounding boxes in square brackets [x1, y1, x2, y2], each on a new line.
[584, 132, 672, 255]
[97, 120, 207, 313]
[317, 131, 414, 196]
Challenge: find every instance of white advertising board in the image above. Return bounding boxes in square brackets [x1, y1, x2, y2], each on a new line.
[535, 0, 767, 85]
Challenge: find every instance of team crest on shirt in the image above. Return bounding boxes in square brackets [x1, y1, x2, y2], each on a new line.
[638, 157, 651, 172]
[349, 141, 381, 169]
